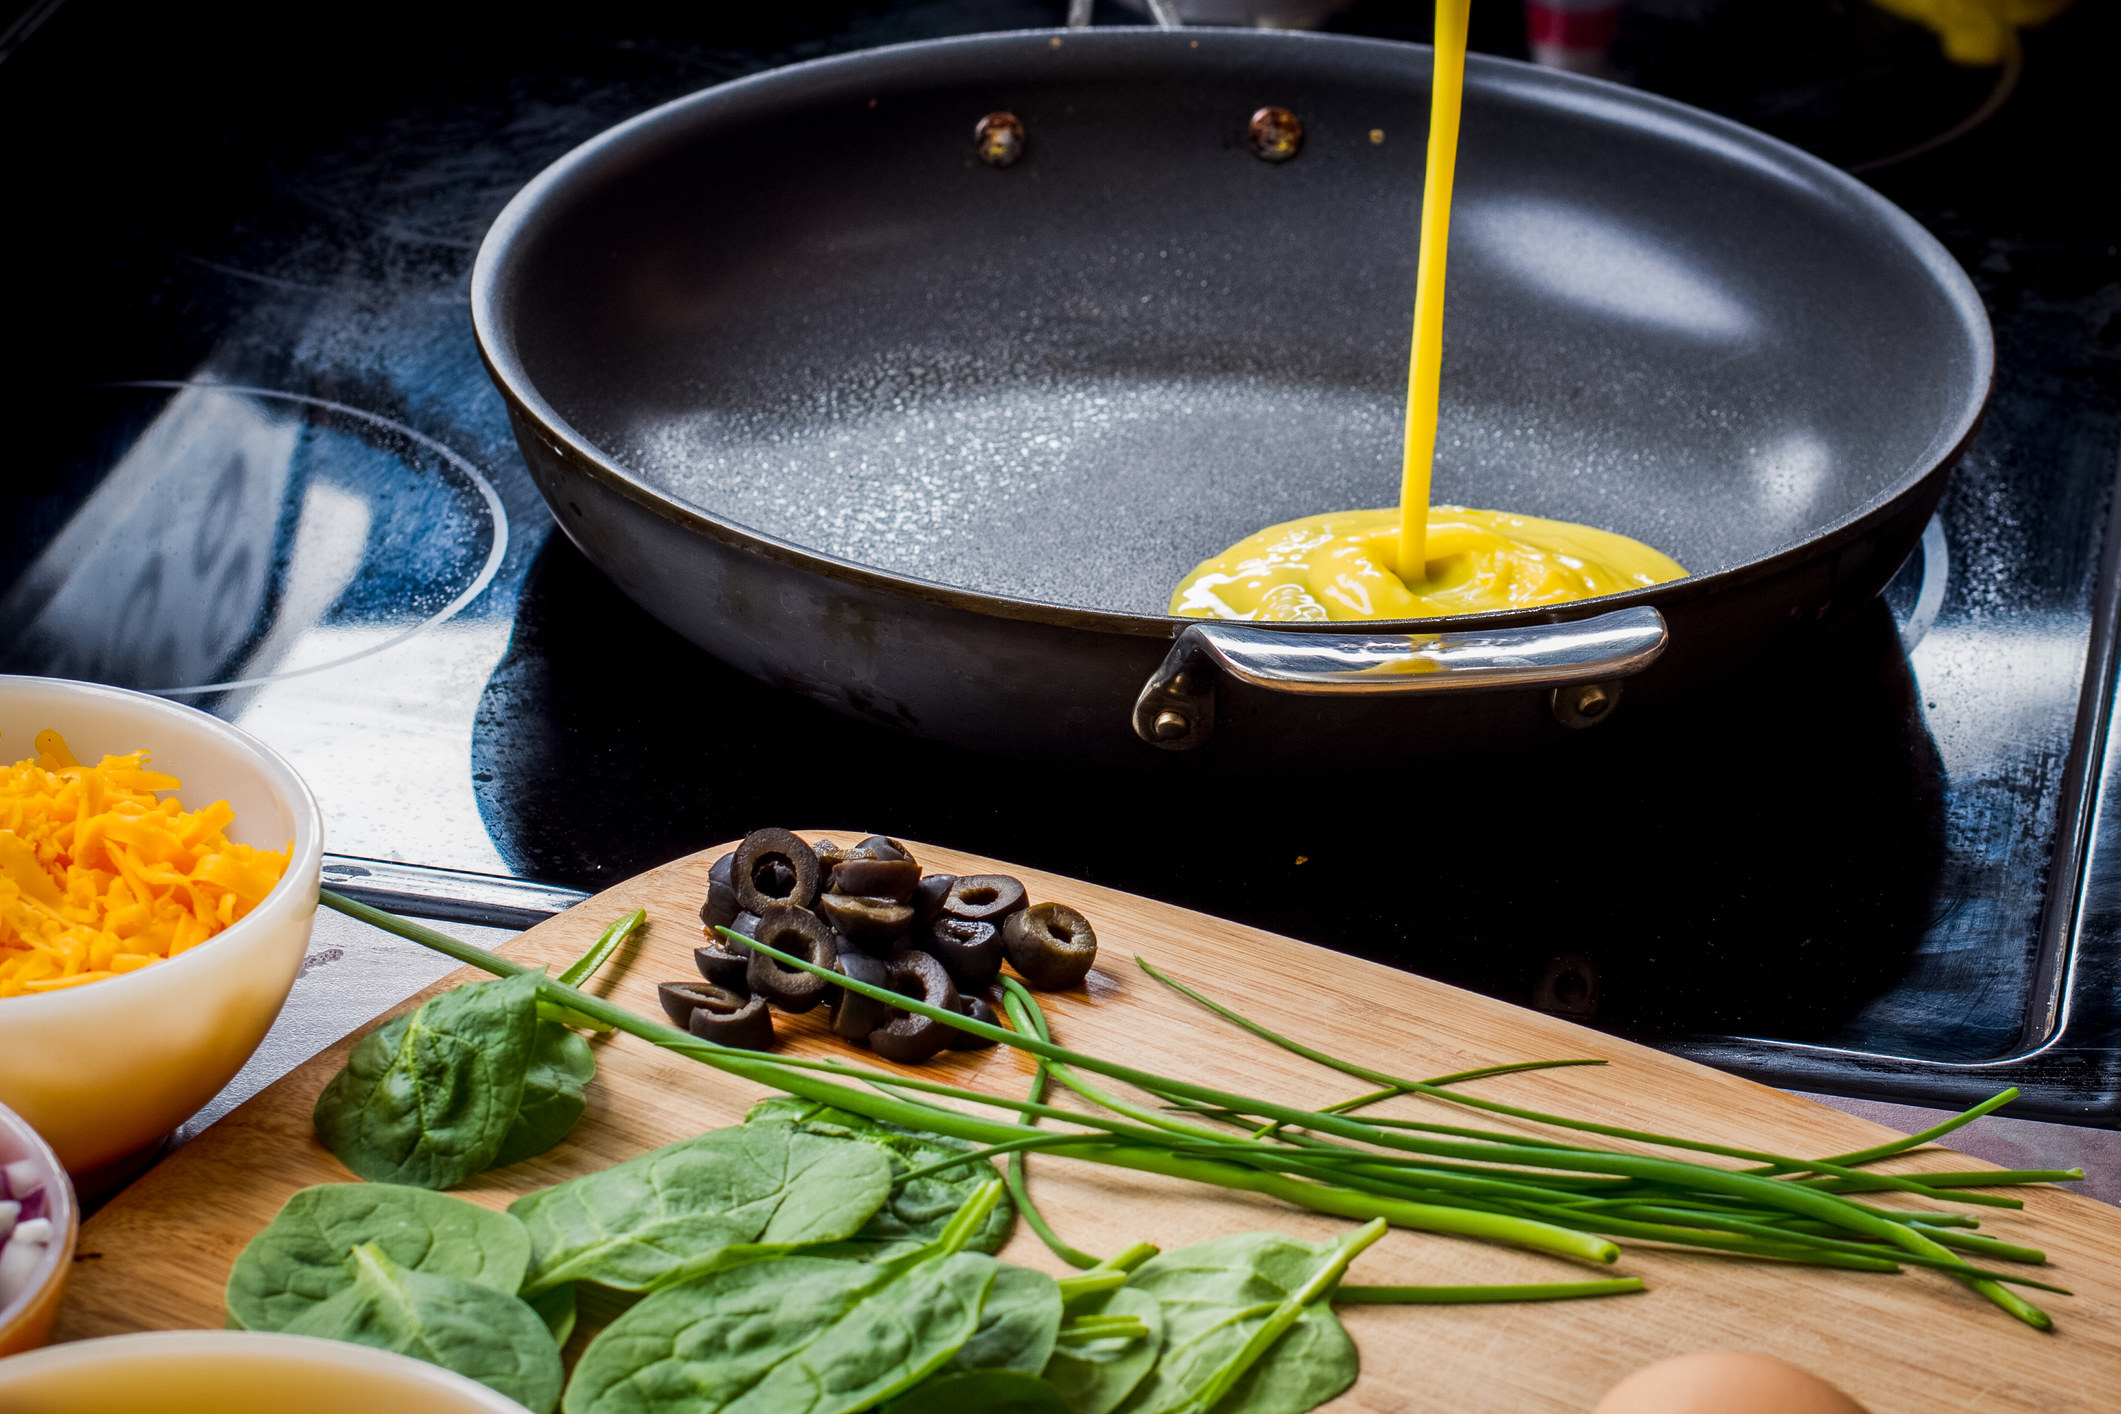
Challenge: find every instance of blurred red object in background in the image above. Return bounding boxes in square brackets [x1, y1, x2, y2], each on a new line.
[1525, 0, 1621, 75]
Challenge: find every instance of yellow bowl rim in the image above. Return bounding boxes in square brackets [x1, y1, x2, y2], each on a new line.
[0, 1329, 530, 1410]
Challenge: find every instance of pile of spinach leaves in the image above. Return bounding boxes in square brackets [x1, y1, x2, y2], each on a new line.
[312, 912, 640, 1187]
[289, 910, 1371, 1414]
[248, 1100, 1368, 1414]
[555, 1126, 1374, 1414]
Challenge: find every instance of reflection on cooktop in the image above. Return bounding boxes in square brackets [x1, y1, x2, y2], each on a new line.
[2, 382, 519, 875]
[2, 383, 505, 695]
[475, 530, 1947, 1053]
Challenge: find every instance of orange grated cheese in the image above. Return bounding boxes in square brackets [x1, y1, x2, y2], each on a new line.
[0, 729, 291, 999]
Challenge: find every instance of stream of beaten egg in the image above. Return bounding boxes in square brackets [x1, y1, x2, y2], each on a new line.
[1170, 0, 1686, 623]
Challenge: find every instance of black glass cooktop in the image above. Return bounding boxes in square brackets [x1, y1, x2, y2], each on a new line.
[3, 0, 2117, 1121]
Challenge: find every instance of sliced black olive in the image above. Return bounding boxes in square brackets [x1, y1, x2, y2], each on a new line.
[817, 892, 917, 947]
[948, 994, 1001, 1051]
[659, 979, 733, 1027]
[814, 841, 856, 880]
[688, 988, 774, 1050]
[942, 874, 1028, 927]
[923, 917, 1002, 989]
[915, 873, 956, 926]
[818, 834, 909, 872]
[725, 912, 761, 954]
[693, 943, 751, 988]
[732, 828, 821, 914]
[856, 835, 916, 867]
[1003, 903, 1098, 990]
[870, 950, 960, 1063]
[745, 903, 837, 1013]
[828, 857, 921, 902]
[701, 852, 741, 930]
[829, 951, 896, 1043]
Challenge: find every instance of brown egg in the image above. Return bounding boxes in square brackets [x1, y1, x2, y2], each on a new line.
[1592, 1351, 1870, 1414]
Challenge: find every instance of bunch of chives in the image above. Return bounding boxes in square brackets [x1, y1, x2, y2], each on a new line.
[321, 891, 2080, 1330]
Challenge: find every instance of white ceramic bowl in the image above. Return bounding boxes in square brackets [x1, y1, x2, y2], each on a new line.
[0, 677, 322, 1184]
[0, 1102, 76, 1357]
[0, 1331, 530, 1413]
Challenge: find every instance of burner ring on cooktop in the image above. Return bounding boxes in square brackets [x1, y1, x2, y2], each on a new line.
[1, 380, 508, 697]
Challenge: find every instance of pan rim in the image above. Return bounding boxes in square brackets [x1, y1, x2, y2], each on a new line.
[472, 26, 1993, 642]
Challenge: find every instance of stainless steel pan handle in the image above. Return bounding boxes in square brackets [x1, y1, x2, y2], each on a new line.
[1132, 605, 1668, 750]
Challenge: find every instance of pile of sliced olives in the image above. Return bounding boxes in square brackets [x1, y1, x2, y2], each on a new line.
[665, 827, 1100, 1063]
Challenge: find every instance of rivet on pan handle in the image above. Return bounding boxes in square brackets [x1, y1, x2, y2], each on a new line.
[1132, 605, 1669, 750]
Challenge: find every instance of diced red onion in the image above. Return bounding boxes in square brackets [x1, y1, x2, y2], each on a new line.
[0, 1156, 55, 1312]
[1, 1159, 41, 1201]
[0, 1226, 49, 1309]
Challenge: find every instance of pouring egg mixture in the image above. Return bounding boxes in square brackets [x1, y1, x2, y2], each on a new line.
[1170, 0, 1687, 622]
[1171, 507, 1684, 621]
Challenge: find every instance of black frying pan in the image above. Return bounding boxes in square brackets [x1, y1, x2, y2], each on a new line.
[472, 28, 1989, 769]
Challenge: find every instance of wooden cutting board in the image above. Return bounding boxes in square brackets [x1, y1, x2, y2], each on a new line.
[53, 836, 2121, 1412]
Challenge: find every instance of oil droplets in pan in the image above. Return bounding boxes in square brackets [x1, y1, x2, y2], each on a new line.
[974, 112, 1024, 168]
[1247, 106, 1303, 162]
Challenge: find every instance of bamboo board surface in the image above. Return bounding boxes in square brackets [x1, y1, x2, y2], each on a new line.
[54, 836, 2121, 1412]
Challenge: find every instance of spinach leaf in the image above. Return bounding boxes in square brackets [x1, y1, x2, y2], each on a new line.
[509, 1118, 894, 1293]
[491, 1020, 596, 1169]
[943, 1262, 1062, 1376]
[563, 1251, 995, 1414]
[1113, 1233, 1359, 1414]
[1043, 1289, 1164, 1414]
[746, 1098, 1014, 1259]
[286, 1242, 564, 1414]
[527, 1281, 577, 1347]
[313, 970, 541, 1189]
[888, 1370, 1074, 1414]
[224, 1182, 532, 1333]
[564, 1179, 1009, 1414]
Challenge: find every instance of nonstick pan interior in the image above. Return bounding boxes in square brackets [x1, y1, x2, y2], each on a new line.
[490, 30, 1989, 622]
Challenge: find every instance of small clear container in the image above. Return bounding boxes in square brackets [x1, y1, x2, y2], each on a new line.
[0, 1099, 77, 1356]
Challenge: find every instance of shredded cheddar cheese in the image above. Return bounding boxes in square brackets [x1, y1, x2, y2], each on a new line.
[0, 729, 291, 998]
